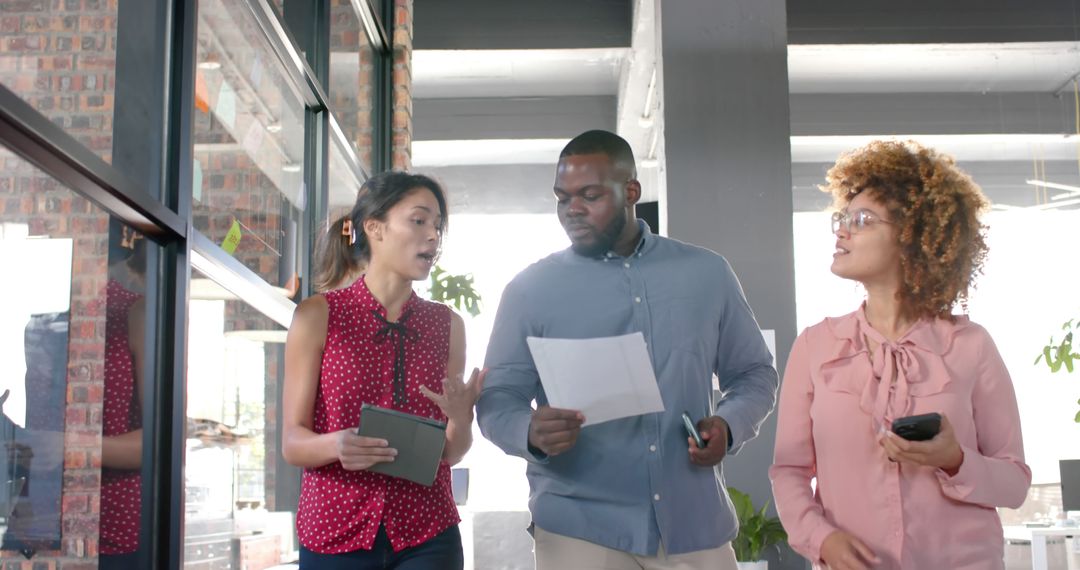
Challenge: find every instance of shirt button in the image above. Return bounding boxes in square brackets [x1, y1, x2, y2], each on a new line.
[623, 262, 630, 268]
[649, 444, 657, 452]
[634, 297, 641, 303]
[653, 494, 661, 501]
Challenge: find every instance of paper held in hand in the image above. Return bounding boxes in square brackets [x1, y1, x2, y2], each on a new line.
[526, 332, 665, 426]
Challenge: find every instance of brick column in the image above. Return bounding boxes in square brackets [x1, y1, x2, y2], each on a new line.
[391, 0, 413, 171]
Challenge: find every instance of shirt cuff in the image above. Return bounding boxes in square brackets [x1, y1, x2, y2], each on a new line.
[806, 521, 839, 564]
[935, 443, 976, 497]
[713, 403, 747, 455]
[510, 412, 548, 465]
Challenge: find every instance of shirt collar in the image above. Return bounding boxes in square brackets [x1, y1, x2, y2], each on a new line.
[823, 302, 971, 356]
[581, 219, 655, 261]
[351, 274, 419, 318]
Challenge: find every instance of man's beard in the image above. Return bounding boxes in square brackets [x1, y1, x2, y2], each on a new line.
[569, 215, 626, 258]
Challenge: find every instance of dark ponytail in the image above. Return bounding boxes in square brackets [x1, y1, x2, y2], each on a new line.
[313, 171, 447, 293]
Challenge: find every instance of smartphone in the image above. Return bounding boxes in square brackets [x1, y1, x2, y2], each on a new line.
[891, 412, 942, 441]
[682, 411, 705, 449]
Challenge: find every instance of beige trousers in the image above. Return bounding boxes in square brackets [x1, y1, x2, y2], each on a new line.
[533, 526, 740, 570]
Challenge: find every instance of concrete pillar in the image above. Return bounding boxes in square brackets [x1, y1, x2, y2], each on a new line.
[660, 1, 800, 567]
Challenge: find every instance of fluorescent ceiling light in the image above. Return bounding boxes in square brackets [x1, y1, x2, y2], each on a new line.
[1023, 197, 1080, 210]
[1026, 179, 1080, 199]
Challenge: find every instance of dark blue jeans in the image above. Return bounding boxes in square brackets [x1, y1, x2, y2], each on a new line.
[299, 525, 463, 570]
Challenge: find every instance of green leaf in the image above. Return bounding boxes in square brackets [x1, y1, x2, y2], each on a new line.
[1075, 409, 1080, 423]
[727, 486, 787, 561]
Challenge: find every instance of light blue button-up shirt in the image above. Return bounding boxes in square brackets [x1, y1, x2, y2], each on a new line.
[477, 220, 779, 556]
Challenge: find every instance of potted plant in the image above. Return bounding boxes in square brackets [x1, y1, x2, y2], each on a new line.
[728, 486, 787, 570]
[426, 265, 481, 316]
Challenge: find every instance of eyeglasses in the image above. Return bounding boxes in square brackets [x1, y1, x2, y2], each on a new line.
[830, 209, 892, 234]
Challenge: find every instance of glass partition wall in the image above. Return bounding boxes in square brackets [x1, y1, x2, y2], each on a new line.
[0, 0, 392, 567]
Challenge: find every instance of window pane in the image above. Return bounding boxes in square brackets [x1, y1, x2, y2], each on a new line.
[1, 3, 173, 198]
[0, 144, 156, 566]
[184, 270, 296, 567]
[330, 0, 377, 174]
[328, 133, 363, 222]
[193, 0, 306, 290]
[0, 2, 119, 163]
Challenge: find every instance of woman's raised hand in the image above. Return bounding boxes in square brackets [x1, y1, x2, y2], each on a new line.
[420, 367, 487, 424]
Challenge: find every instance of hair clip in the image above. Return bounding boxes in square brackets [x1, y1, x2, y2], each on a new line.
[120, 226, 142, 250]
[341, 219, 356, 245]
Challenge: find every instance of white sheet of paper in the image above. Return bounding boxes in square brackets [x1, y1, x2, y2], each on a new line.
[526, 332, 665, 426]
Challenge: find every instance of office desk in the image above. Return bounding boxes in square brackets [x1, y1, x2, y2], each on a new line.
[1003, 525, 1078, 570]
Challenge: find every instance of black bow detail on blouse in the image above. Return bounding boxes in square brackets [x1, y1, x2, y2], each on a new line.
[371, 309, 418, 405]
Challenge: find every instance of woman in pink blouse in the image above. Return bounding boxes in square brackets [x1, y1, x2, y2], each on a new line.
[282, 172, 483, 569]
[770, 141, 1031, 570]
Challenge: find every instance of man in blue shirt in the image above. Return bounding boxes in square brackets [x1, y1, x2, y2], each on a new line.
[477, 129, 778, 569]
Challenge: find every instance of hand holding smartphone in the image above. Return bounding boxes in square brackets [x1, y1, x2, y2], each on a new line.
[891, 412, 942, 441]
[681, 411, 705, 449]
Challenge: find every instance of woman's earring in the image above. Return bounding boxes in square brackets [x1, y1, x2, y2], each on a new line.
[342, 219, 356, 245]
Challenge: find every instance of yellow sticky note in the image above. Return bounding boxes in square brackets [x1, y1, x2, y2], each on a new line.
[222, 219, 242, 255]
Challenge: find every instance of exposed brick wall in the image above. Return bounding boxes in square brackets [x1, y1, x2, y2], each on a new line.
[0, 152, 110, 568]
[391, 0, 412, 171]
[0, 0, 119, 164]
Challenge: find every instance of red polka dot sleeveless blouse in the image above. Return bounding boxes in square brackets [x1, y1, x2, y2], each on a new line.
[296, 276, 459, 553]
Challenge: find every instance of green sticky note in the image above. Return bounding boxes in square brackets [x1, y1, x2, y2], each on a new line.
[222, 219, 242, 255]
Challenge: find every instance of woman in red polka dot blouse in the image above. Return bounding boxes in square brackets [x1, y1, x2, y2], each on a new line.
[282, 171, 484, 570]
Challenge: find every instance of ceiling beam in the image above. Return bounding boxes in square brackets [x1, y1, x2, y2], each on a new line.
[413, 0, 632, 50]
[791, 92, 1076, 137]
[788, 0, 1080, 44]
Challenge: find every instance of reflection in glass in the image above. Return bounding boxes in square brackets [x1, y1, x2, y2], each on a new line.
[0, 146, 152, 565]
[0, 231, 70, 557]
[328, 136, 365, 224]
[184, 271, 294, 567]
[193, 0, 305, 292]
[98, 220, 148, 567]
[329, 0, 378, 174]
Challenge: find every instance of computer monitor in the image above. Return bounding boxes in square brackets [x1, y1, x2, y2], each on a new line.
[1060, 459, 1080, 512]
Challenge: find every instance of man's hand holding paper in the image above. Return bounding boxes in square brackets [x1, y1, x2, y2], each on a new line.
[527, 406, 585, 456]
[525, 332, 665, 428]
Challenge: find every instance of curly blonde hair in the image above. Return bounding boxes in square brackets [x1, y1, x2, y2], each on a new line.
[821, 140, 990, 321]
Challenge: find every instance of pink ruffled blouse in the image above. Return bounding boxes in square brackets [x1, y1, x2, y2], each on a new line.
[770, 306, 1031, 569]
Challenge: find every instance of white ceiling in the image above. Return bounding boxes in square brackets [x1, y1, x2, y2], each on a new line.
[788, 41, 1080, 94]
[790, 133, 1078, 163]
[411, 42, 1080, 100]
[413, 138, 569, 167]
[412, 48, 627, 98]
